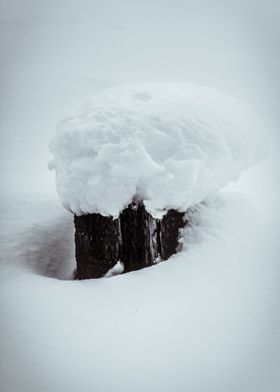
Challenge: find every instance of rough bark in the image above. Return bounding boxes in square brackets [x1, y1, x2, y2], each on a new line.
[74, 203, 187, 279]
[160, 209, 186, 260]
[74, 213, 121, 279]
[119, 202, 159, 272]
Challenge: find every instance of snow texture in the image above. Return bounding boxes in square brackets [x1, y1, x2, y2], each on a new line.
[49, 82, 267, 218]
[0, 188, 277, 392]
[1, 1, 279, 390]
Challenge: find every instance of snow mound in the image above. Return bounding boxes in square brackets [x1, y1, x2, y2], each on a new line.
[49, 82, 267, 217]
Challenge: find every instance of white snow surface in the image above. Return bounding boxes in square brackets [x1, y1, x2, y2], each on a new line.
[1, 2, 280, 390]
[49, 82, 267, 217]
[0, 185, 278, 392]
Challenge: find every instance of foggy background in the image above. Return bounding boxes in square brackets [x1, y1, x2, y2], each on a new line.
[1, 0, 279, 194]
[0, 1, 279, 391]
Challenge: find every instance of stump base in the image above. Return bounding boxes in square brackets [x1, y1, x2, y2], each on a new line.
[74, 203, 187, 279]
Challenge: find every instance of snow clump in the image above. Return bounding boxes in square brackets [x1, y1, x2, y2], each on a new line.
[49, 82, 267, 218]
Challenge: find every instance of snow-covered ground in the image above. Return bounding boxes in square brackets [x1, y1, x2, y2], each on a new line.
[0, 184, 279, 392]
[1, 1, 279, 391]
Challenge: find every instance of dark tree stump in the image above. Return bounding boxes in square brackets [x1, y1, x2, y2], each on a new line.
[120, 202, 160, 272]
[74, 202, 188, 279]
[74, 213, 121, 279]
[160, 210, 186, 260]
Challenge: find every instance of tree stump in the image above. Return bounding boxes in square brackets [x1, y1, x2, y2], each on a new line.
[74, 213, 121, 279]
[160, 209, 186, 260]
[120, 202, 160, 272]
[74, 202, 187, 279]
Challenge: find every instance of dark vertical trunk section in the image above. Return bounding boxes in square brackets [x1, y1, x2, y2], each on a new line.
[119, 202, 159, 272]
[160, 210, 186, 260]
[74, 203, 187, 279]
[74, 213, 120, 279]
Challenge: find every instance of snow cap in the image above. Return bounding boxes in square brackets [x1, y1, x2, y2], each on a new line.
[49, 82, 268, 218]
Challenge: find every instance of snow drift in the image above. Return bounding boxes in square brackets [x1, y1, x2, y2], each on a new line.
[49, 82, 267, 217]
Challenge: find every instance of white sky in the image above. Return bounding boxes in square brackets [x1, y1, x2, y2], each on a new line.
[0, 0, 279, 192]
